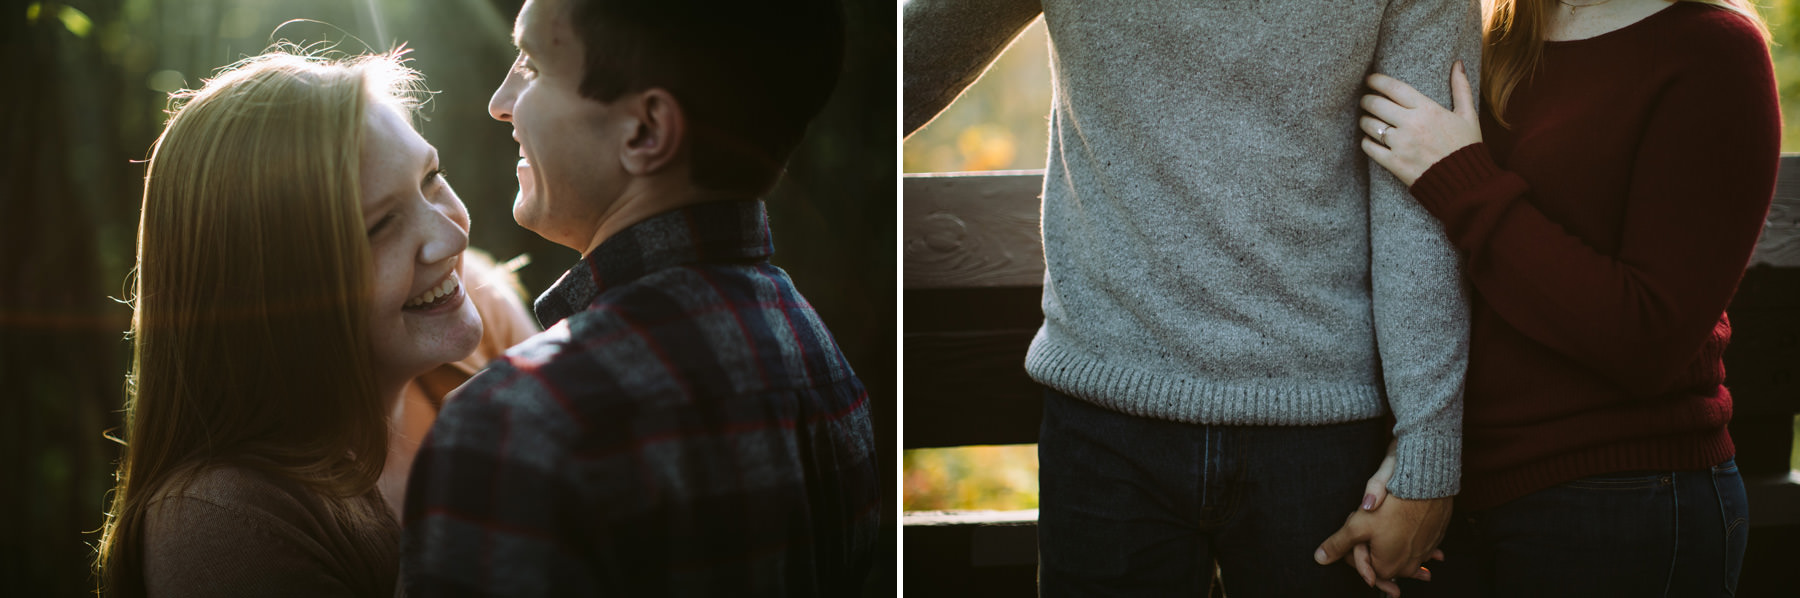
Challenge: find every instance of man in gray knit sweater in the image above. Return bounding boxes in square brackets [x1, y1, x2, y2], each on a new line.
[906, 1, 1480, 594]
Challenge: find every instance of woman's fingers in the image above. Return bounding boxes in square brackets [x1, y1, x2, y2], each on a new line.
[1350, 535, 1434, 597]
[1451, 61, 1476, 121]
[1366, 72, 1430, 109]
[1360, 93, 1407, 124]
[1361, 136, 1398, 176]
[1362, 460, 1393, 510]
[1361, 136, 1393, 163]
[1360, 115, 1393, 144]
[1362, 438, 1399, 510]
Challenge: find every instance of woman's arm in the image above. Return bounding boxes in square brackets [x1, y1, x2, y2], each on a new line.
[1402, 29, 1779, 397]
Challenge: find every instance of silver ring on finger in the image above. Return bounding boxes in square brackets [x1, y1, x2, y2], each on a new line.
[1376, 123, 1391, 146]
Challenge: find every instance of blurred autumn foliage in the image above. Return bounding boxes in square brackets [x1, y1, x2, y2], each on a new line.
[903, 445, 1038, 511]
[902, 19, 1049, 173]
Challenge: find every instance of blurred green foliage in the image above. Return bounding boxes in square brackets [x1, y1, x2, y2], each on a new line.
[1774, 0, 1800, 151]
[2, 0, 893, 594]
[904, 2, 1800, 513]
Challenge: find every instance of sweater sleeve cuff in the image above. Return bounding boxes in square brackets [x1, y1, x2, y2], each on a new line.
[1386, 433, 1461, 500]
[1409, 142, 1505, 218]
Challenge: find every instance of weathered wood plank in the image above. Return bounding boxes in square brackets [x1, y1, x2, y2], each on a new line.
[904, 157, 1800, 291]
[901, 295, 1800, 452]
[1753, 158, 1800, 268]
[1720, 303, 1800, 417]
[904, 512, 1039, 597]
[1730, 265, 1800, 309]
[904, 287, 1044, 333]
[1729, 415, 1795, 478]
[903, 329, 1043, 449]
[905, 509, 1039, 526]
[903, 171, 1045, 289]
[904, 511, 1039, 567]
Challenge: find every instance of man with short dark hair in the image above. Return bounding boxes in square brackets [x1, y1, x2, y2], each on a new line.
[399, 0, 878, 594]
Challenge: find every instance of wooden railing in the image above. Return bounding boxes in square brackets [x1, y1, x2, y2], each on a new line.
[902, 163, 1800, 596]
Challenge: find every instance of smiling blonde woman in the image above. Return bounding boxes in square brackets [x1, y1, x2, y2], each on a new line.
[92, 49, 501, 597]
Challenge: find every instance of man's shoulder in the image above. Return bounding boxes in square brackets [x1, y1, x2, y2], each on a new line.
[561, 262, 854, 394]
[433, 322, 594, 446]
[436, 259, 859, 435]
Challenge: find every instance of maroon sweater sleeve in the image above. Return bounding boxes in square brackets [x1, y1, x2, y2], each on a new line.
[1407, 24, 1778, 398]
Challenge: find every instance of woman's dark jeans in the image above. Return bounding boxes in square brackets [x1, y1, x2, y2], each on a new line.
[1037, 387, 1390, 597]
[1398, 459, 1749, 597]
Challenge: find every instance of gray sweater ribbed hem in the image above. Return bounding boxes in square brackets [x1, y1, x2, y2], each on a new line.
[1027, 328, 1461, 498]
[1026, 330, 1386, 426]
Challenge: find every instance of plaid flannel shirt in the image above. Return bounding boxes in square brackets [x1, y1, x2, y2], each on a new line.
[401, 200, 880, 596]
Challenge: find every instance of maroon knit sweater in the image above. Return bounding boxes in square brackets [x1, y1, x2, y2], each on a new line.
[1408, 2, 1780, 511]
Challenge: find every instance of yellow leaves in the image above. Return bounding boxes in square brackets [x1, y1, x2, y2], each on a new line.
[955, 124, 1019, 172]
[902, 19, 1052, 173]
[903, 444, 1040, 511]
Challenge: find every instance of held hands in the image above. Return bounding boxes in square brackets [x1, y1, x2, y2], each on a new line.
[1314, 439, 1453, 597]
[1360, 61, 1482, 186]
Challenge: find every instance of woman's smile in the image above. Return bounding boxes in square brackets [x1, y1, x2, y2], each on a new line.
[402, 268, 464, 313]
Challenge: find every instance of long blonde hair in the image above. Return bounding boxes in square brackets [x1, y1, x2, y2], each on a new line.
[94, 49, 424, 597]
[1483, 0, 1770, 127]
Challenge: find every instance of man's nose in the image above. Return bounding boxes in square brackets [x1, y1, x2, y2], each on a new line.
[489, 70, 518, 123]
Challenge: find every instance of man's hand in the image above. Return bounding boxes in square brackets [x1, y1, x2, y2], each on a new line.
[1314, 495, 1454, 596]
[1330, 438, 1441, 596]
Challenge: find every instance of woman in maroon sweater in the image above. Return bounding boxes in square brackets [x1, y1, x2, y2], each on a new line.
[1351, 0, 1778, 595]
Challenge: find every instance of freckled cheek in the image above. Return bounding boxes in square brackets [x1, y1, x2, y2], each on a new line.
[369, 245, 413, 309]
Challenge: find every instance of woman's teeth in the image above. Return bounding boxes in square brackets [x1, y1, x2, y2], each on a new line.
[405, 276, 458, 308]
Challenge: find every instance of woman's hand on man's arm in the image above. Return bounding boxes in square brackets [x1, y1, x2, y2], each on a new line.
[1360, 61, 1483, 186]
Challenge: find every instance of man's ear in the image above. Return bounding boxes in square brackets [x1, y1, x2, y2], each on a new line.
[619, 88, 686, 176]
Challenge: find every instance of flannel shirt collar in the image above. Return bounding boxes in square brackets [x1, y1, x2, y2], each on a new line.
[532, 199, 775, 327]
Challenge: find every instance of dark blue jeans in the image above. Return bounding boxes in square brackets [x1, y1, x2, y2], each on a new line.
[1397, 459, 1749, 597]
[1037, 387, 1389, 597]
